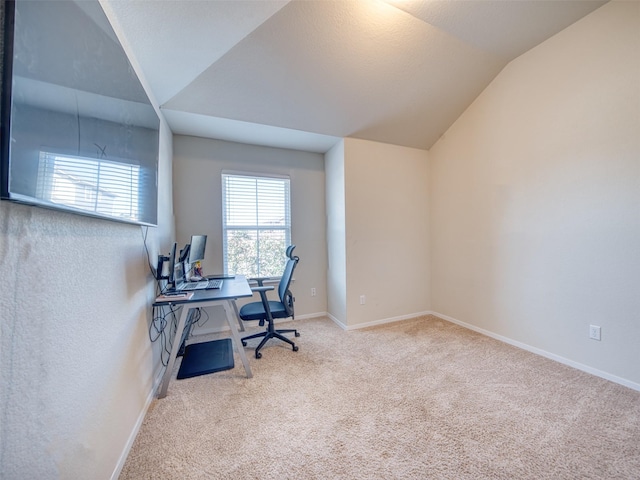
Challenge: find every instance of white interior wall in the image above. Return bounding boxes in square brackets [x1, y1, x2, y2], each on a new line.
[325, 140, 348, 324]
[0, 105, 173, 480]
[339, 138, 431, 328]
[172, 135, 328, 331]
[0, 3, 175, 477]
[428, 0, 640, 387]
[3, 2, 638, 478]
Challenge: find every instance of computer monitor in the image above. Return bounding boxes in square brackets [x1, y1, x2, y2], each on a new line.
[178, 244, 190, 263]
[167, 242, 177, 288]
[188, 235, 207, 264]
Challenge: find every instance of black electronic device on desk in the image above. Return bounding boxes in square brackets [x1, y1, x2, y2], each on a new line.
[184, 234, 207, 280]
[188, 235, 207, 264]
[156, 291, 194, 302]
[0, 0, 160, 227]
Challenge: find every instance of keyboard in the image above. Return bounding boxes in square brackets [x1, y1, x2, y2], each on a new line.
[205, 279, 223, 289]
[178, 279, 223, 291]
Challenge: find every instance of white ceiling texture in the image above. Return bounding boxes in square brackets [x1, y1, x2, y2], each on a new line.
[105, 0, 607, 153]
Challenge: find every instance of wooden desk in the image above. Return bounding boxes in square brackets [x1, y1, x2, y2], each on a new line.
[153, 275, 253, 399]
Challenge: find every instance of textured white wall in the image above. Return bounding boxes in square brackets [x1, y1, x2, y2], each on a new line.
[0, 125, 173, 479]
[0, 3, 175, 477]
[325, 140, 348, 323]
[172, 135, 328, 330]
[342, 138, 430, 327]
[429, 1, 640, 386]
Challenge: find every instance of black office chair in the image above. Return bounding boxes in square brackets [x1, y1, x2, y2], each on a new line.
[240, 245, 301, 359]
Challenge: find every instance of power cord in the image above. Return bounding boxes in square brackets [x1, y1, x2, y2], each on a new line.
[140, 225, 169, 295]
[140, 227, 184, 366]
[140, 226, 157, 278]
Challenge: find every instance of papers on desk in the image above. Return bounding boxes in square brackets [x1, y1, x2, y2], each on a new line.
[156, 291, 194, 302]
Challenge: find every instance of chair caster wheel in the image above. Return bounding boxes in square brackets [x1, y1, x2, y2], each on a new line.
[295, 332, 300, 337]
[255, 352, 262, 359]
[293, 346, 299, 352]
[242, 341, 247, 347]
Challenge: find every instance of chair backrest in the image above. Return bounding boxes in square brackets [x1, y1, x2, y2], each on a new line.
[278, 245, 299, 317]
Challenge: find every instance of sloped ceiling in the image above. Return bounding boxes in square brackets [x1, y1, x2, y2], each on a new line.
[105, 0, 607, 153]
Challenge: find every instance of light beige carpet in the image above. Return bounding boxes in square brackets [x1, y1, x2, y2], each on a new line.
[120, 315, 640, 479]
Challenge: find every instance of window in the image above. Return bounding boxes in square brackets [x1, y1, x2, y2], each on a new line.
[222, 173, 291, 277]
[36, 152, 141, 221]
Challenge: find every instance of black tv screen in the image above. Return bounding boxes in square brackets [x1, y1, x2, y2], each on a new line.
[0, 0, 160, 226]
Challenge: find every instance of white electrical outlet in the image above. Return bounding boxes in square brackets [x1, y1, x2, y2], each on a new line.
[360, 295, 366, 305]
[311, 287, 316, 297]
[589, 325, 601, 341]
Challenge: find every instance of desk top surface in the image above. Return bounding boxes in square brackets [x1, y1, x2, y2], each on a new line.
[153, 275, 252, 306]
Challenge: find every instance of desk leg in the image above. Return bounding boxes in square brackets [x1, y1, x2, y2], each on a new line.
[231, 299, 245, 332]
[157, 305, 190, 399]
[223, 300, 253, 378]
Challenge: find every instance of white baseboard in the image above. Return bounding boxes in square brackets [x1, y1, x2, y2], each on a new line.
[192, 311, 328, 337]
[327, 309, 639, 392]
[431, 311, 640, 393]
[112, 309, 638, 480]
[110, 367, 165, 480]
[326, 313, 344, 329]
[328, 311, 433, 331]
[295, 311, 328, 320]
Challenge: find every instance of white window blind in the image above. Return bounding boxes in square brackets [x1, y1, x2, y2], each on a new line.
[36, 152, 141, 221]
[222, 173, 291, 277]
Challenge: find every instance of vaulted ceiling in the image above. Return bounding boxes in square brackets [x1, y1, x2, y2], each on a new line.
[105, 0, 607, 153]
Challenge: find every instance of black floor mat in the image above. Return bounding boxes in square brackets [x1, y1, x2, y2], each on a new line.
[177, 338, 234, 379]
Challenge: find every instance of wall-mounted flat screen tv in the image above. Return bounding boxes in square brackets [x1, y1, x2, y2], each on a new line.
[0, 0, 160, 226]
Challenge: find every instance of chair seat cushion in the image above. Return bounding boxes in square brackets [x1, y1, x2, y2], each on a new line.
[239, 301, 288, 321]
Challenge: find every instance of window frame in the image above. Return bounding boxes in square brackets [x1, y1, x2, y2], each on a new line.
[221, 171, 292, 278]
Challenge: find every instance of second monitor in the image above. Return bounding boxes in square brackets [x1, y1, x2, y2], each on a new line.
[187, 235, 207, 280]
[189, 235, 207, 264]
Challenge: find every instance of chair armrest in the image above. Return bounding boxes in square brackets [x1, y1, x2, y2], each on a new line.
[251, 285, 275, 293]
[249, 277, 270, 286]
[252, 285, 275, 323]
